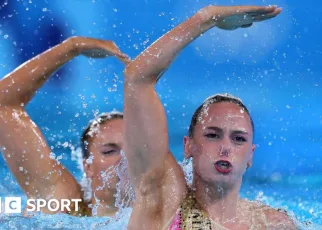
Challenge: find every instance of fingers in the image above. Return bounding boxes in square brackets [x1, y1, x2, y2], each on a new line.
[109, 45, 124, 57]
[101, 40, 122, 55]
[118, 56, 132, 66]
[116, 52, 131, 61]
[252, 8, 282, 22]
[112, 50, 127, 58]
[243, 5, 278, 14]
[106, 42, 131, 65]
[100, 41, 131, 62]
[107, 42, 130, 58]
[241, 23, 253, 28]
[238, 7, 281, 29]
[113, 48, 130, 61]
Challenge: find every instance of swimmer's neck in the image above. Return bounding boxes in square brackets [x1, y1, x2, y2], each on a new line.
[193, 175, 243, 223]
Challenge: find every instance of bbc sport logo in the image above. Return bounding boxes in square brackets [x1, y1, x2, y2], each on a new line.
[0, 197, 81, 214]
[0, 197, 21, 214]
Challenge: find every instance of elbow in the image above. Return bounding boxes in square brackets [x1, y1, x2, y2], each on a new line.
[123, 66, 143, 94]
[0, 106, 26, 125]
[123, 64, 137, 83]
[0, 98, 25, 111]
[124, 63, 149, 85]
[0, 89, 9, 108]
[124, 60, 163, 86]
[0, 102, 11, 112]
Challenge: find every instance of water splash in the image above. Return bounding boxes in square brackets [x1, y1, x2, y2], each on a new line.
[115, 150, 135, 210]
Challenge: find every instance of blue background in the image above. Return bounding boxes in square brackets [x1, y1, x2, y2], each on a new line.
[1, 0, 321, 178]
[0, 1, 321, 224]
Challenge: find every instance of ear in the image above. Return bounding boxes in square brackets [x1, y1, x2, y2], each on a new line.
[247, 144, 256, 168]
[83, 158, 94, 179]
[184, 136, 193, 159]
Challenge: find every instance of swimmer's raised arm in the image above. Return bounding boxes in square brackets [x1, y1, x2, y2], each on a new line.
[0, 37, 129, 106]
[124, 5, 281, 229]
[125, 5, 280, 83]
[0, 37, 129, 213]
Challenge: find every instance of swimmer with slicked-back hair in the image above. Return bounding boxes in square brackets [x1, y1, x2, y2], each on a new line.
[0, 37, 133, 216]
[123, 4, 297, 229]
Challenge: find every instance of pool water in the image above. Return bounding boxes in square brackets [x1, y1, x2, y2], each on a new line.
[0, 1, 322, 229]
[0, 151, 321, 229]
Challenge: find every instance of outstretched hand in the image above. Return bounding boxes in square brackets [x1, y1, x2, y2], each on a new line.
[204, 5, 282, 30]
[69, 36, 131, 65]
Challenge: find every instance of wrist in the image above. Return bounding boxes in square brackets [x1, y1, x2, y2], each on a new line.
[65, 36, 84, 55]
[196, 6, 218, 29]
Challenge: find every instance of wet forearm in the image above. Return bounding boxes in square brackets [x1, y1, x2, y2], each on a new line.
[0, 37, 79, 107]
[124, 7, 214, 84]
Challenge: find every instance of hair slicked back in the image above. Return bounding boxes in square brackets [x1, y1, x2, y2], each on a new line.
[188, 94, 254, 138]
[81, 111, 123, 159]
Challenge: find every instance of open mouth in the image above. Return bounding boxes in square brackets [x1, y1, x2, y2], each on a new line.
[214, 160, 233, 174]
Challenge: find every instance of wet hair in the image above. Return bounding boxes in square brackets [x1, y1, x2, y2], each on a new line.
[188, 93, 254, 138]
[81, 111, 123, 159]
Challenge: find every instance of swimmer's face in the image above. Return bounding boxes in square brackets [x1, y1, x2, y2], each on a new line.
[84, 119, 124, 193]
[184, 102, 255, 186]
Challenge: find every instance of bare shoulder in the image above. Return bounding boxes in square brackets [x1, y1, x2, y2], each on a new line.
[262, 205, 298, 230]
[239, 199, 298, 230]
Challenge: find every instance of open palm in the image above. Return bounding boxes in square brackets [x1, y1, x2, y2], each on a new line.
[212, 5, 282, 30]
[69, 37, 130, 64]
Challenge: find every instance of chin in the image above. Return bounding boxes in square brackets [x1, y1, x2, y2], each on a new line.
[205, 173, 235, 186]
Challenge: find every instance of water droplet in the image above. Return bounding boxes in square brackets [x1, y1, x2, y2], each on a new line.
[8, 221, 16, 228]
[49, 152, 56, 159]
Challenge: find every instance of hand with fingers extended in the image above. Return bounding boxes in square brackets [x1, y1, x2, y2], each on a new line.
[201, 5, 282, 30]
[68, 36, 131, 65]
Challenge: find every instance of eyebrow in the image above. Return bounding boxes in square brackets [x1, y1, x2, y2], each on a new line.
[102, 143, 120, 148]
[206, 126, 249, 135]
[232, 130, 249, 135]
[206, 127, 223, 133]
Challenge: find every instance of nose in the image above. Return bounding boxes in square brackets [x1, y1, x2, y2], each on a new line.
[219, 138, 230, 157]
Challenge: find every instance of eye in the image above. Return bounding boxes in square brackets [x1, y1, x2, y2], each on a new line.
[205, 133, 220, 139]
[232, 136, 247, 142]
[101, 149, 116, 155]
